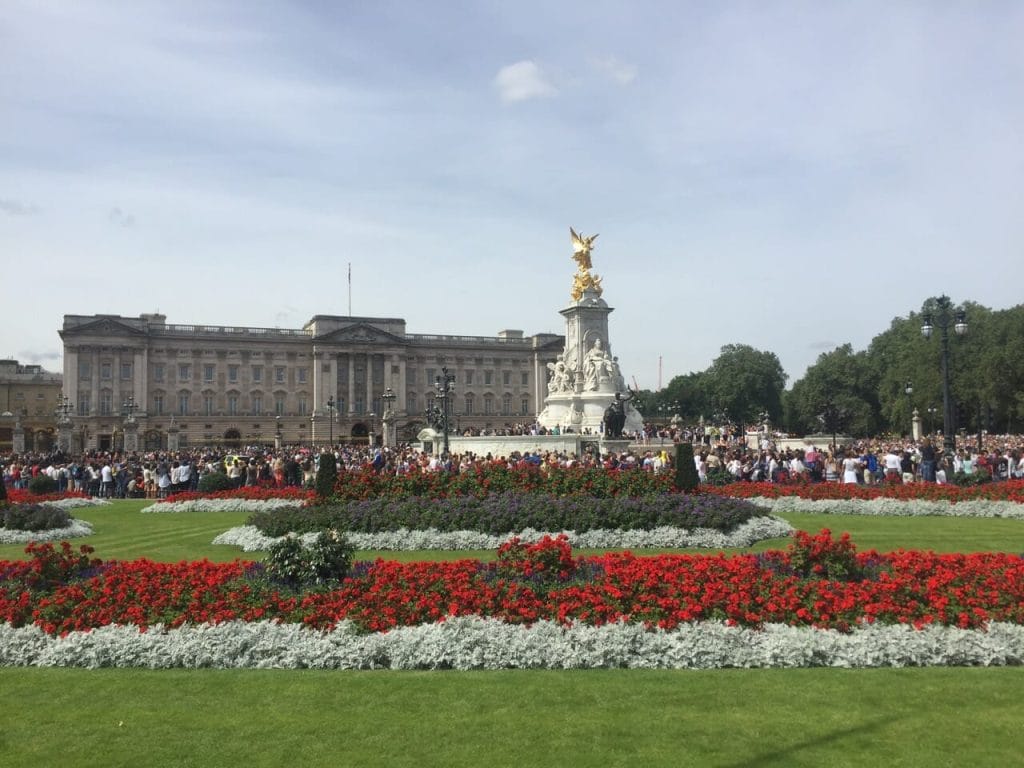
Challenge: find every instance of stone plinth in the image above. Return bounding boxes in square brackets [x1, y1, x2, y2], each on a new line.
[123, 421, 139, 453]
[537, 286, 643, 435]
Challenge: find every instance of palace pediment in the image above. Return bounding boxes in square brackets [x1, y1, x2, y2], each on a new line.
[60, 317, 148, 338]
[314, 322, 407, 345]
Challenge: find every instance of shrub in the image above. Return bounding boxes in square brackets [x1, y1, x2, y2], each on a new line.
[1, 503, 72, 532]
[786, 528, 869, 582]
[674, 444, 699, 492]
[704, 467, 734, 487]
[27, 475, 58, 495]
[264, 530, 353, 588]
[496, 534, 576, 580]
[198, 472, 235, 493]
[952, 470, 991, 487]
[315, 454, 338, 500]
[246, 492, 766, 537]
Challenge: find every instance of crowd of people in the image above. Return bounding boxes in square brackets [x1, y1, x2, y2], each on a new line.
[694, 435, 1024, 485]
[3, 429, 1024, 499]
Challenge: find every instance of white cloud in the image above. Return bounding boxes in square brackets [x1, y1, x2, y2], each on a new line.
[0, 198, 40, 216]
[590, 55, 638, 85]
[109, 207, 136, 228]
[493, 60, 557, 102]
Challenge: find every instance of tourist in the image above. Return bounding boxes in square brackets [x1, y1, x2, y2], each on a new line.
[841, 452, 861, 484]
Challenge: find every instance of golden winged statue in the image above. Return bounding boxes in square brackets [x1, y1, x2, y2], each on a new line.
[569, 227, 603, 301]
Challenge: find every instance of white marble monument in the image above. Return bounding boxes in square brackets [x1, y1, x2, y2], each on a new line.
[536, 229, 643, 436]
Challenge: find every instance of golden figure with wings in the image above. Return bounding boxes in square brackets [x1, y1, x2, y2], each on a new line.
[569, 227, 603, 301]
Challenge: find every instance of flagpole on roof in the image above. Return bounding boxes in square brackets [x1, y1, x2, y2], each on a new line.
[348, 262, 352, 317]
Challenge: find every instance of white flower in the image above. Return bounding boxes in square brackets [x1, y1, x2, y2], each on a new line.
[1, 619, 1021, 670]
[212, 516, 795, 552]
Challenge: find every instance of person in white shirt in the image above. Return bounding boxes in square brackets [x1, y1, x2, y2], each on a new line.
[100, 463, 114, 498]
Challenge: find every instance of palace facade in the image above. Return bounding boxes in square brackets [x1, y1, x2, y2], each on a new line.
[59, 313, 563, 451]
[0, 359, 63, 452]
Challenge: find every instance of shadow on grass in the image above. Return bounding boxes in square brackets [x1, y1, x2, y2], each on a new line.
[717, 715, 898, 767]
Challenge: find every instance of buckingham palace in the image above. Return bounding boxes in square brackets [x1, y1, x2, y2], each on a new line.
[59, 313, 564, 451]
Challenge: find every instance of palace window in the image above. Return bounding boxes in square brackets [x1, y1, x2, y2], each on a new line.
[178, 392, 190, 416]
[77, 392, 90, 415]
[79, 362, 91, 380]
[153, 364, 165, 382]
[101, 362, 112, 380]
[484, 371, 493, 385]
[227, 395, 238, 416]
[228, 365, 238, 384]
[252, 366, 262, 383]
[275, 396, 285, 416]
[297, 367, 307, 384]
[298, 396, 308, 416]
[275, 367, 286, 384]
[203, 394, 215, 417]
[521, 397, 530, 416]
[503, 371, 511, 387]
[203, 364, 215, 382]
[100, 391, 113, 415]
[121, 362, 133, 380]
[153, 395, 164, 416]
[465, 370, 474, 385]
[502, 393, 512, 415]
[483, 394, 494, 415]
[252, 394, 263, 415]
[178, 364, 191, 381]
[464, 394, 474, 415]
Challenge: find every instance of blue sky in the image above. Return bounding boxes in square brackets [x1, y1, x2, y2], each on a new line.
[2, 1, 1022, 390]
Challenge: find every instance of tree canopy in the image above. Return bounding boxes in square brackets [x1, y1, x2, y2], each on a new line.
[644, 297, 1024, 437]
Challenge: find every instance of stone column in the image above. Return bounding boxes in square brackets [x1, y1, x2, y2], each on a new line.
[134, 348, 147, 414]
[90, 348, 100, 416]
[312, 350, 324, 415]
[366, 354, 374, 412]
[912, 409, 922, 441]
[397, 355, 407, 414]
[347, 352, 356, 415]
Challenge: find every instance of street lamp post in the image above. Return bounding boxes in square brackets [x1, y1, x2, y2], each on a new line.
[921, 296, 967, 457]
[122, 394, 138, 422]
[56, 394, 74, 453]
[904, 381, 915, 438]
[326, 396, 335, 447]
[434, 367, 456, 456]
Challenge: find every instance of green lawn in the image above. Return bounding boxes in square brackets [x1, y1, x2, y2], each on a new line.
[2, 500, 1023, 766]
[0, 667, 1021, 767]
[2, 499, 1023, 563]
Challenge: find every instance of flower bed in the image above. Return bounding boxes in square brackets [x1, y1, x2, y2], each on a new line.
[161, 487, 315, 504]
[213, 515, 794, 552]
[5, 532, 1023, 639]
[3, 618, 1021, 669]
[142, 498, 303, 514]
[5, 489, 89, 504]
[706, 480, 1024, 503]
[325, 465, 677, 500]
[0, 520, 93, 545]
[746, 496, 1024, 519]
[246, 492, 766, 537]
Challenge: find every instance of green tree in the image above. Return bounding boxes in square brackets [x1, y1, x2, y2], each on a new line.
[786, 345, 881, 437]
[703, 344, 787, 424]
